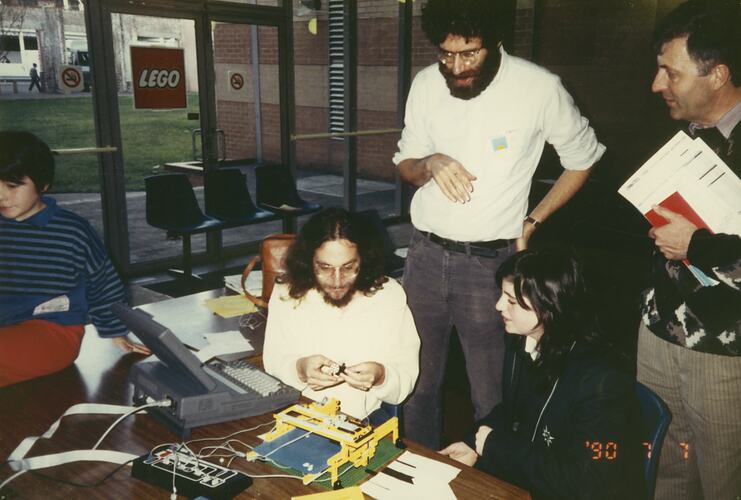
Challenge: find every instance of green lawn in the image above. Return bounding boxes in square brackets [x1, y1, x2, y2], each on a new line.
[0, 94, 200, 192]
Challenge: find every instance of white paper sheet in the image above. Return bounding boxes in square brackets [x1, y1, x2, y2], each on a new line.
[195, 330, 254, 362]
[619, 131, 741, 236]
[360, 451, 460, 499]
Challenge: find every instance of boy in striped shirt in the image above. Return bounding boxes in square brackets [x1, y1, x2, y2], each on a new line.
[0, 131, 149, 387]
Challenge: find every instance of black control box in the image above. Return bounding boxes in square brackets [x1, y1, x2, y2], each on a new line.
[131, 449, 252, 499]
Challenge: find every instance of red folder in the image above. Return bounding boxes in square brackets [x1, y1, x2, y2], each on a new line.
[644, 191, 713, 234]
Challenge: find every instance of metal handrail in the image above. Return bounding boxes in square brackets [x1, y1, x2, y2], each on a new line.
[291, 128, 401, 141]
[52, 146, 118, 155]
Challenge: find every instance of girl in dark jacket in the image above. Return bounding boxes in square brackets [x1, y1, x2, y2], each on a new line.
[441, 248, 645, 500]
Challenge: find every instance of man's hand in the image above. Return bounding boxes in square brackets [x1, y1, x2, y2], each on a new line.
[439, 441, 478, 466]
[475, 425, 493, 455]
[296, 355, 343, 391]
[112, 336, 151, 355]
[426, 154, 477, 203]
[648, 206, 698, 260]
[340, 362, 385, 391]
[516, 221, 537, 251]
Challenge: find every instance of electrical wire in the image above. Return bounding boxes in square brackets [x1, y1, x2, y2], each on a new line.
[182, 421, 273, 448]
[91, 401, 166, 450]
[259, 430, 313, 459]
[315, 462, 355, 483]
[2, 401, 166, 493]
[0, 469, 27, 492]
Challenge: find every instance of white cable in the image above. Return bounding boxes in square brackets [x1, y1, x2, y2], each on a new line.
[181, 421, 273, 448]
[0, 470, 27, 492]
[3, 400, 168, 492]
[315, 463, 354, 483]
[8, 402, 142, 468]
[171, 446, 179, 500]
[259, 430, 313, 459]
[248, 472, 304, 480]
[1, 450, 138, 492]
[92, 401, 166, 450]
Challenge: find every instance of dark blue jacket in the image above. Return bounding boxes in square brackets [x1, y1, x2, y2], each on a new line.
[465, 335, 645, 500]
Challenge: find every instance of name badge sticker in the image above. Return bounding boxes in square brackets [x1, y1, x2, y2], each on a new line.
[33, 295, 70, 315]
[491, 136, 509, 152]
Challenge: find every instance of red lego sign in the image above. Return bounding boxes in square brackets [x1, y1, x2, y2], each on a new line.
[131, 46, 187, 109]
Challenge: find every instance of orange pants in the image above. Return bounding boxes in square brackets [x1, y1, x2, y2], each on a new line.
[0, 320, 85, 387]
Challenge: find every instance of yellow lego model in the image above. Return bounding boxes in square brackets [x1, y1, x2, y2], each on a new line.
[246, 398, 403, 489]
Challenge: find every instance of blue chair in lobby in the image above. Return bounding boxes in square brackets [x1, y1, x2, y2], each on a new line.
[145, 173, 225, 279]
[636, 381, 671, 500]
[255, 164, 322, 230]
[204, 167, 279, 228]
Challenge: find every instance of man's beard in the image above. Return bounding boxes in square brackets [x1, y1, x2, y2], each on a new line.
[319, 284, 357, 308]
[440, 50, 500, 100]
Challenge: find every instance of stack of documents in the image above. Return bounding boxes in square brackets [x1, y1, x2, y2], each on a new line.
[619, 131, 741, 285]
[204, 295, 258, 318]
[360, 451, 460, 499]
[224, 270, 263, 296]
[619, 130, 741, 236]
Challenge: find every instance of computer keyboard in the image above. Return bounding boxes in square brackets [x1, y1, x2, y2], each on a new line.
[203, 359, 287, 396]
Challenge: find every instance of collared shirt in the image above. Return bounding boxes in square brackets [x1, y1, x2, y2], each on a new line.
[525, 335, 540, 361]
[393, 47, 605, 241]
[689, 101, 741, 139]
[263, 280, 420, 419]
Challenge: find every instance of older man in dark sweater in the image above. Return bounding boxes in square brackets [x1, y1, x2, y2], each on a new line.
[636, 2, 741, 500]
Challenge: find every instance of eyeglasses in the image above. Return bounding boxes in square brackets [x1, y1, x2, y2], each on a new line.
[437, 48, 482, 67]
[313, 261, 360, 279]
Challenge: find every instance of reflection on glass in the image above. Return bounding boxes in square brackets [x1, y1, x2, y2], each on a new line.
[0, 0, 102, 230]
[111, 14, 201, 264]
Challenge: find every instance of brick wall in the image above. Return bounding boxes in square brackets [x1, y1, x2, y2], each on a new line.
[214, 2, 688, 183]
[213, 23, 252, 64]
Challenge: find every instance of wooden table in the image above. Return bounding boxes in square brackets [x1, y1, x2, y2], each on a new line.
[0, 305, 530, 499]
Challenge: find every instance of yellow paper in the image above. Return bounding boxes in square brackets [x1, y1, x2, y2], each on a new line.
[292, 486, 364, 500]
[204, 295, 257, 318]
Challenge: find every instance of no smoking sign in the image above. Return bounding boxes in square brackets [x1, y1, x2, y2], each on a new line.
[60, 65, 84, 93]
[228, 70, 246, 92]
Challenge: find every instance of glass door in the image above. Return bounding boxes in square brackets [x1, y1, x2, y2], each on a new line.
[104, 11, 203, 269]
[209, 21, 284, 250]
[96, 0, 290, 276]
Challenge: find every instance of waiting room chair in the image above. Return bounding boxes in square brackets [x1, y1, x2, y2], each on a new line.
[356, 209, 406, 278]
[255, 164, 322, 230]
[204, 167, 279, 228]
[145, 173, 225, 279]
[636, 381, 671, 500]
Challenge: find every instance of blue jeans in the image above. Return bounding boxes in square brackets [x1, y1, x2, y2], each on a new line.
[402, 229, 512, 450]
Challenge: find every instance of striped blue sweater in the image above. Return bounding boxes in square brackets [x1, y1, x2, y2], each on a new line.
[0, 196, 128, 337]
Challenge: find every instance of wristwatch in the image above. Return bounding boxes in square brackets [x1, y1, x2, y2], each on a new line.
[524, 215, 541, 228]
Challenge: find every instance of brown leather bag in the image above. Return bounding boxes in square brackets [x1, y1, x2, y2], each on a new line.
[241, 233, 296, 308]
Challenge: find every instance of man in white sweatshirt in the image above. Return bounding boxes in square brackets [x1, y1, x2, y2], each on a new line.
[263, 208, 420, 423]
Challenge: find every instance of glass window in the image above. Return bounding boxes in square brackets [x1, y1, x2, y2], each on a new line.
[0, 4, 101, 233]
[23, 36, 38, 50]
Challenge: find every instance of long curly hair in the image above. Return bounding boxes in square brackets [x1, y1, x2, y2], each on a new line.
[421, 0, 503, 49]
[496, 248, 603, 385]
[280, 208, 388, 300]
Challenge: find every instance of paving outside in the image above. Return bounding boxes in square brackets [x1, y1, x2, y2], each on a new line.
[52, 167, 409, 275]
